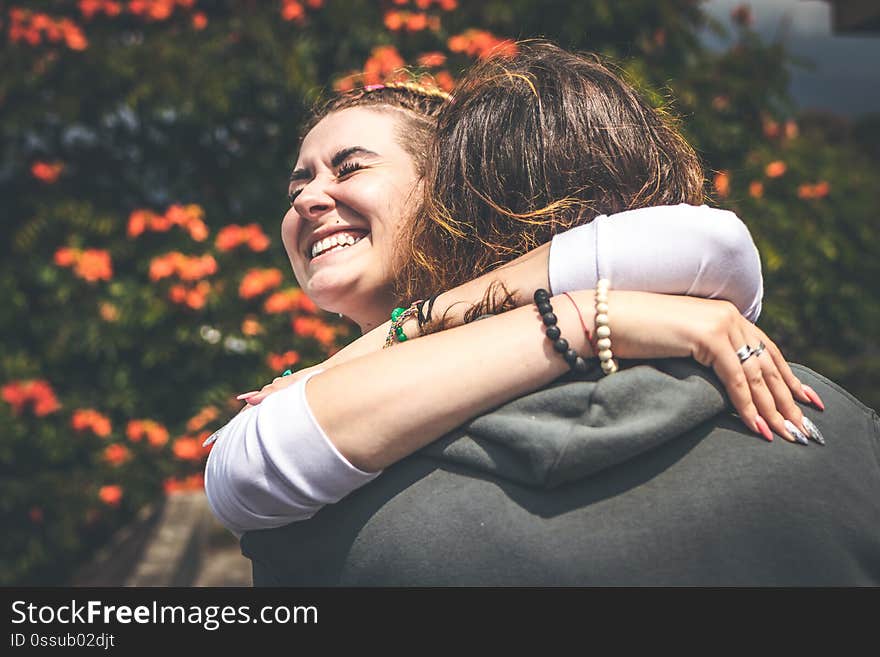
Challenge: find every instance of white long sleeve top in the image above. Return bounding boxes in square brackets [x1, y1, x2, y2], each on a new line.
[205, 204, 764, 535]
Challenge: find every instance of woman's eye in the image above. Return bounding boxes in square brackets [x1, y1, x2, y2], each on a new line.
[336, 161, 364, 178]
[288, 188, 303, 205]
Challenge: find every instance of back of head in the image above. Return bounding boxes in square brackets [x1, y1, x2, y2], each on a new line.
[398, 41, 705, 300]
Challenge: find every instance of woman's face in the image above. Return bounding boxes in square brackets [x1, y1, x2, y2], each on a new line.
[282, 108, 420, 329]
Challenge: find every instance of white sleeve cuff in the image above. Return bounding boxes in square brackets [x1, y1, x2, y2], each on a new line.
[204, 368, 381, 535]
[548, 219, 601, 295]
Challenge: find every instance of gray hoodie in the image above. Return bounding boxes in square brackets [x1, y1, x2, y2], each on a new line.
[241, 361, 880, 586]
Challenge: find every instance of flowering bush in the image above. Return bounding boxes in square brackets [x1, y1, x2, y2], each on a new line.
[1, 0, 877, 584]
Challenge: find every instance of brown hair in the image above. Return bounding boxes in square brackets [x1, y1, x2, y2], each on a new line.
[396, 41, 705, 302]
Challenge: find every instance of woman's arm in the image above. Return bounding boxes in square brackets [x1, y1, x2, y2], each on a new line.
[207, 290, 814, 533]
[291, 204, 766, 368]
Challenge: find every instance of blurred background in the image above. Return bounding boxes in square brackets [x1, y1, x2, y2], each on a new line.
[2, 0, 878, 585]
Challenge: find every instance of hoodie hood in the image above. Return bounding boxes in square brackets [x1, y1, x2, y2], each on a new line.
[421, 359, 731, 489]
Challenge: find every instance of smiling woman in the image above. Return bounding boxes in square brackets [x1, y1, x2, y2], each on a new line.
[282, 108, 422, 332]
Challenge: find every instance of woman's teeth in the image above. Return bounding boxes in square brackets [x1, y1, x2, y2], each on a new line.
[310, 232, 365, 259]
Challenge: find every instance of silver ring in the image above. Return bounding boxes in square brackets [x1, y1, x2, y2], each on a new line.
[735, 344, 754, 362]
[752, 341, 767, 358]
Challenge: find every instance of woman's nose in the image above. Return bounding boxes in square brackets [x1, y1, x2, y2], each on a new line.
[293, 178, 336, 221]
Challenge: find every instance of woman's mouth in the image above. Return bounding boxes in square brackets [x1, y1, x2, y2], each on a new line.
[308, 230, 368, 261]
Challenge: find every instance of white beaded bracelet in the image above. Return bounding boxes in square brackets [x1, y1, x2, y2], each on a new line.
[595, 278, 618, 374]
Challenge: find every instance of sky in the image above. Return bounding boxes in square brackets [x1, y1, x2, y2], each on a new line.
[701, 0, 880, 116]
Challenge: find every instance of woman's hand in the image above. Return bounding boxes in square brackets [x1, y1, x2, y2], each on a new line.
[237, 364, 325, 406]
[610, 293, 824, 445]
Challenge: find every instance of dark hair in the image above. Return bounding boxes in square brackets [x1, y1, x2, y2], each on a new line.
[397, 41, 705, 302]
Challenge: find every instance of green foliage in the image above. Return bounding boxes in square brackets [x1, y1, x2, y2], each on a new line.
[1, 0, 877, 584]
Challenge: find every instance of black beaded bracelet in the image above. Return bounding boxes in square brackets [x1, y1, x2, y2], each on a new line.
[534, 289, 593, 373]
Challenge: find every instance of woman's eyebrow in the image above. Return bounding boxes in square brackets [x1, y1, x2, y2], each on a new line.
[289, 146, 379, 183]
[330, 146, 378, 167]
[289, 168, 310, 183]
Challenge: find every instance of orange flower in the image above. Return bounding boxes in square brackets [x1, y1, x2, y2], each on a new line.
[406, 12, 428, 31]
[713, 171, 730, 198]
[127, 209, 155, 238]
[448, 30, 517, 59]
[152, 252, 216, 283]
[29, 506, 44, 523]
[179, 254, 217, 281]
[79, 0, 104, 19]
[281, 0, 304, 21]
[172, 437, 204, 461]
[798, 181, 831, 200]
[186, 405, 219, 432]
[192, 11, 207, 29]
[435, 70, 455, 92]
[99, 302, 119, 322]
[185, 280, 212, 309]
[60, 19, 88, 50]
[216, 224, 269, 252]
[168, 284, 188, 303]
[292, 316, 336, 348]
[418, 51, 446, 68]
[103, 443, 131, 466]
[74, 249, 113, 282]
[98, 484, 123, 506]
[163, 473, 204, 494]
[765, 161, 787, 178]
[267, 351, 301, 372]
[384, 10, 404, 31]
[748, 181, 764, 199]
[784, 120, 799, 140]
[363, 45, 405, 85]
[164, 204, 208, 241]
[127, 419, 170, 447]
[239, 268, 283, 299]
[149, 253, 179, 281]
[215, 225, 242, 252]
[31, 161, 64, 183]
[30, 381, 61, 416]
[438, 0, 457, 9]
[72, 408, 113, 437]
[241, 317, 263, 336]
[3, 380, 61, 416]
[247, 228, 270, 251]
[54, 247, 78, 267]
[263, 288, 316, 314]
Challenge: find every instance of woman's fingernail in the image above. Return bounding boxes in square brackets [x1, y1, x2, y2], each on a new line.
[802, 385, 825, 411]
[202, 429, 223, 447]
[784, 419, 809, 445]
[236, 391, 260, 400]
[802, 417, 826, 446]
[755, 415, 773, 442]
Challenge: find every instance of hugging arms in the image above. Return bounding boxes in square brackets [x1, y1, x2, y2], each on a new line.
[204, 44, 823, 536]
